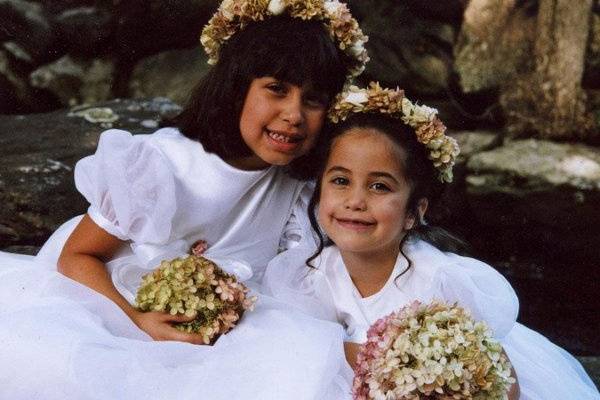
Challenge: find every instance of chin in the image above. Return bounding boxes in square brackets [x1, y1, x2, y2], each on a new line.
[264, 154, 296, 166]
[333, 239, 371, 254]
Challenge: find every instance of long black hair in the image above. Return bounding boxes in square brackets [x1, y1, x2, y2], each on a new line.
[164, 15, 348, 180]
[307, 113, 469, 267]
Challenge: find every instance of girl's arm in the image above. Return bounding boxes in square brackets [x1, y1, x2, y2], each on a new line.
[344, 341, 361, 370]
[58, 214, 206, 345]
[345, 342, 520, 399]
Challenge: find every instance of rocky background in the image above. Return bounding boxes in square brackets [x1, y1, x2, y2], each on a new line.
[1, 0, 599, 384]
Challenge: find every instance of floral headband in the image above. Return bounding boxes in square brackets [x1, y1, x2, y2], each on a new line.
[200, 0, 369, 79]
[328, 83, 460, 183]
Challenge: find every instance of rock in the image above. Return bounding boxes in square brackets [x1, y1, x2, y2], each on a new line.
[0, 0, 59, 64]
[129, 47, 210, 106]
[454, 2, 535, 93]
[54, 6, 112, 56]
[36, 0, 99, 15]
[0, 98, 182, 249]
[452, 130, 501, 163]
[348, 0, 455, 96]
[29, 55, 115, 106]
[464, 138, 600, 260]
[576, 357, 600, 389]
[113, 0, 217, 62]
[3, 41, 33, 64]
[428, 130, 501, 224]
[0, 48, 60, 114]
[1, 245, 39, 255]
[467, 139, 600, 192]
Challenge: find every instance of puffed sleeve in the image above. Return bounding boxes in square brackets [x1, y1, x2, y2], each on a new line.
[262, 244, 339, 323]
[433, 253, 519, 340]
[278, 180, 317, 251]
[74, 129, 177, 245]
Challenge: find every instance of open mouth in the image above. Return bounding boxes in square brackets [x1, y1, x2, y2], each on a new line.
[266, 129, 303, 144]
[335, 218, 376, 230]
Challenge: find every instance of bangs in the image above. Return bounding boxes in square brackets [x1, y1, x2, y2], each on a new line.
[222, 16, 347, 100]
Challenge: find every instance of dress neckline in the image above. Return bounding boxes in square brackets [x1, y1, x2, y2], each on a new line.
[332, 247, 410, 302]
[163, 127, 276, 178]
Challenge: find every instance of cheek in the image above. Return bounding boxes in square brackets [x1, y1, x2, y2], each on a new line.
[307, 111, 325, 135]
[317, 189, 335, 220]
[377, 198, 410, 228]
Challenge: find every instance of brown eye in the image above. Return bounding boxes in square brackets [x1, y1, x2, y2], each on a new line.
[331, 177, 348, 186]
[267, 82, 287, 95]
[370, 182, 391, 192]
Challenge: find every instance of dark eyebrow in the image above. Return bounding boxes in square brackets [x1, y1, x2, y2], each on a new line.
[368, 171, 400, 184]
[325, 166, 399, 184]
[325, 165, 351, 175]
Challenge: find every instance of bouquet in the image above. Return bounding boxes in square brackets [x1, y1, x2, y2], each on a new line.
[135, 255, 256, 344]
[353, 301, 515, 400]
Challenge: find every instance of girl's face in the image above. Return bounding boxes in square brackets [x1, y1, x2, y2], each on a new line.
[234, 77, 328, 170]
[318, 128, 417, 258]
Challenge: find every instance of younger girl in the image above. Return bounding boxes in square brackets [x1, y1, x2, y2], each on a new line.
[0, 2, 368, 399]
[264, 84, 600, 399]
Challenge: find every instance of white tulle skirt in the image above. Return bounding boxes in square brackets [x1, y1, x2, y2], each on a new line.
[1, 227, 598, 400]
[0, 250, 353, 400]
[502, 323, 599, 399]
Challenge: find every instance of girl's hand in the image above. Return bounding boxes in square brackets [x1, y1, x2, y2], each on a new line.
[131, 310, 208, 345]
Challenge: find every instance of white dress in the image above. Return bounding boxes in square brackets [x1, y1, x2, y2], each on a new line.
[263, 239, 600, 399]
[0, 127, 350, 400]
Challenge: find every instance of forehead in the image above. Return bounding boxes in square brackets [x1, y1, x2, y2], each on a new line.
[327, 128, 406, 173]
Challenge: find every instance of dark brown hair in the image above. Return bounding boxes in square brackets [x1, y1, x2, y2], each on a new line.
[164, 16, 348, 179]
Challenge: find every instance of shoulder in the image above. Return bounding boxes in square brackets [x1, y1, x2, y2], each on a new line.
[100, 127, 215, 178]
[405, 239, 519, 337]
[405, 239, 503, 280]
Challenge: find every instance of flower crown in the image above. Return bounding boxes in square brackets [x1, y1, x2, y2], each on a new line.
[200, 0, 369, 79]
[328, 83, 460, 182]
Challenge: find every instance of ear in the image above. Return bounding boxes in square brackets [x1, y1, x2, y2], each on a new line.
[404, 198, 429, 230]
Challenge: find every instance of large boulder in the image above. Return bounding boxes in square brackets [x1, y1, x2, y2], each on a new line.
[112, 0, 218, 62]
[463, 138, 600, 354]
[466, 139, 600, 250]
[129, 47, 210, 106]
[0, 0, 58, 64]
[29, 55, 116, 106]
[0, 98, 182, 250]
[0, 47, 60, 114]
[54, 6, 113, 56]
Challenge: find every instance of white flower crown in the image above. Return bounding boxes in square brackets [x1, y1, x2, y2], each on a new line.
[328, 83, 460, 183]
[200, 0, 369, 79]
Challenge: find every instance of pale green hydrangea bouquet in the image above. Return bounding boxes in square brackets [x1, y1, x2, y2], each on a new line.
[352, 301, 515, 400]
[135, 255, 256, 344]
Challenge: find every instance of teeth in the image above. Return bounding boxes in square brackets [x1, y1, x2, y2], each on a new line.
[268, 130, 291, 143]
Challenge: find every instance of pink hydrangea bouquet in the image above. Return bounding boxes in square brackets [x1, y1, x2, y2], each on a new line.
[135, 255, 256, 344]
[353, 301, 515, 400]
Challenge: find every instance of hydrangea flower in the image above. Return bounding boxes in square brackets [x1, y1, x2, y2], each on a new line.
[136, 255, 256, 344]
[352, 301, 515, 400]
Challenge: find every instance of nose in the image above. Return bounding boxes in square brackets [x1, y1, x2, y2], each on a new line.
[345, 187, 367, 211]
[281, 90, 304, 126]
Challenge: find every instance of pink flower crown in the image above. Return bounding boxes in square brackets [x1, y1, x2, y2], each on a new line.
[328, 82, 460, 183]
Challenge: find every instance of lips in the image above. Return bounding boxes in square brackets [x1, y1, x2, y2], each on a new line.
[266, 129, 304, 144]
[334, 217, 376, 231]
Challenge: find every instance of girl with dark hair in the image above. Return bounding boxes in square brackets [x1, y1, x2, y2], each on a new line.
[0, 2, 370, 399]
[264, 84, 599, 399]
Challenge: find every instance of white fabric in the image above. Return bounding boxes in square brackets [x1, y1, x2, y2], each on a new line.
[0, 127, 353, 400]
[264, 239, 600, 399]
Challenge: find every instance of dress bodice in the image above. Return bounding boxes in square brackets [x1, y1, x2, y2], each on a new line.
[39, 127, 306, 302]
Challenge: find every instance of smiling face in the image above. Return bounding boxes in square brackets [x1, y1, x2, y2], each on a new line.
[318, 128, 419, 259]
[233, 77, 328, 170]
